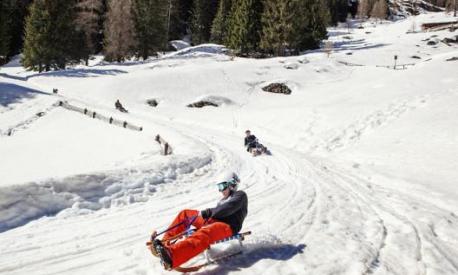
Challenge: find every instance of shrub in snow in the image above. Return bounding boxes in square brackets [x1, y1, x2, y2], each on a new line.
[187, 95, 234, 108]
[187, 101, 218, 108]
[298, 58, 309, 64]
[284, 63, 299, 70]
[427, 40, 438, 45]
[147, 99, 158, 107]
[262, 83, 292, 95]
[442, 36, 458, 45]
[446, 57, 458, 61]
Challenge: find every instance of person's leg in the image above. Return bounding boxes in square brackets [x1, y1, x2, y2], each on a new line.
[247, 143, 255, 152]
[167, 222, 233, 268]
[162, 209, 207, 241]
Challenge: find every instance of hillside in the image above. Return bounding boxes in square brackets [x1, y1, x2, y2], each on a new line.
[0, 12, 457, 275]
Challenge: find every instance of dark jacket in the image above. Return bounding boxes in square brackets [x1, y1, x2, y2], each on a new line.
[201, 190, 248, 234]
[244, 135, 257, 147]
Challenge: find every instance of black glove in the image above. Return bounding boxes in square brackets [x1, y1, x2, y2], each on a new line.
[201, 208, 212, 219]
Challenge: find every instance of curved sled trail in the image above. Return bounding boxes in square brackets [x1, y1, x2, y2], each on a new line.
[1, 116, 457, 275]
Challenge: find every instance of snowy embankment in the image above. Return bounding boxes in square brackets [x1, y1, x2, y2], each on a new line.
[1, 12, 458, 275]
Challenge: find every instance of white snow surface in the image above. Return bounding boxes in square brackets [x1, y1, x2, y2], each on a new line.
[0, 13, 458, 275]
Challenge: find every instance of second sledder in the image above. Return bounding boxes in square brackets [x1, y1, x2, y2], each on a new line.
[148, 173, 248, 271]
[244, 130, 269, 156]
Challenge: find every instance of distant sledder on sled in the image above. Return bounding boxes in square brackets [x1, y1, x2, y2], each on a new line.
[244, 130, 270, 156]
[146, 172, 250, 272]
[115, 99, 128, 113]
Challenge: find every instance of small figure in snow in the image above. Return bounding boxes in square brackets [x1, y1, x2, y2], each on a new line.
[115, 99, 128, 113]
[244, 130, 268, 156]
[149, 172, 248, 270]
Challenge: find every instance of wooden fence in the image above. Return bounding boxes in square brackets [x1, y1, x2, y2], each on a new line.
[58, 101, 143, 131]
[155, 135, 173, 155]
[58, 101, 172, 155]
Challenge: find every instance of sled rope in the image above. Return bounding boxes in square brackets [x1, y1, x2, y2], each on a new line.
[146, 215, 198, 246]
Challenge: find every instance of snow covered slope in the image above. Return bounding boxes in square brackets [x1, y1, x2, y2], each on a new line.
[0, 13, 457, 275]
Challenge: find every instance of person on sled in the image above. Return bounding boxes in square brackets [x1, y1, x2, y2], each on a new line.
[244, 130, 257, 152]
[244, 130, 267, 155]
[115, 99, 128, 112]
[150, 173, 248, 270]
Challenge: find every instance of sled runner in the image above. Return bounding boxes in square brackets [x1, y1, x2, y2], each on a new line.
[250, 143, 270, 156]
[147, 229, 251, 272]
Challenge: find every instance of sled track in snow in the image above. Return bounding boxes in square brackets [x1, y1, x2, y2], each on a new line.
[322, 163, 458, 275]
[145, 118, 458, 274]
[1, 116, 457, 275]
[149, 121, 319, 273]
[173, 119, 458, 274]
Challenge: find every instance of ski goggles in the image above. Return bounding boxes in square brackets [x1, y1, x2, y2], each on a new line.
[217, 178, 238, 192]
[217, 182, 230, 192]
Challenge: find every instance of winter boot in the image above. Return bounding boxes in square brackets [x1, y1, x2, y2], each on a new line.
[153, 239, 173, 270]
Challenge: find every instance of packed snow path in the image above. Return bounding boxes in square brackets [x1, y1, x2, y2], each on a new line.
[1, 119, 457, 274]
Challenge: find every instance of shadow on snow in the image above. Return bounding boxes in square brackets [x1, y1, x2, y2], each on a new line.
[331, 39, 389, 52]
[27, 68, 128, 79]
[0, 83, 48, 107]
[0, 68, 127, 82]
[196, 242, 306, 275]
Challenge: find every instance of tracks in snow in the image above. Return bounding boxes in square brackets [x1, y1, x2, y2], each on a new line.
[169, 120, 458, 274]
[1, 116, 457, 275]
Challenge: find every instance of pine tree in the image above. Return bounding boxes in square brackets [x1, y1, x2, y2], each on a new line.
[225, 0, 263, 53]
[445, 0, 457, 16]
[104, 0, 137, 62]
[210, 0, 232, 43]
[75, 0, 104, 64]
[371, 0, 388, 21]
[1, 0, 33, 61]
[326, 0, 348, 25]
[260, 0, 295, 56]
[133, 0, 168, 60]
[357, 0, 370, 19]
[191, 0, 219, 45]
[22, 0, 83, 72]
[358, 0, 378, 18]
[168, 0, 194, 41]
[0, 0, 13, 64]
[291, 0, 328, 52]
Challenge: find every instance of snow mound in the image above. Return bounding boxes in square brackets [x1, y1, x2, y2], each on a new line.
[169, 40, 191, 51]
[187, 95, 235, 108]
[163, 44, 228, 59]
[0, 155, 211, 233]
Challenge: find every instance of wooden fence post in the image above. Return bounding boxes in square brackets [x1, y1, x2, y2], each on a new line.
[164, 143, 169, 155]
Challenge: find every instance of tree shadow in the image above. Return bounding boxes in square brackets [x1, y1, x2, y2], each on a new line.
[331, 39, 389, 52]
[26, 68, 128, 79]
[195, 242, 306, 275]
[328, 30, 353, 37]
[0, 83, 48, 107]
